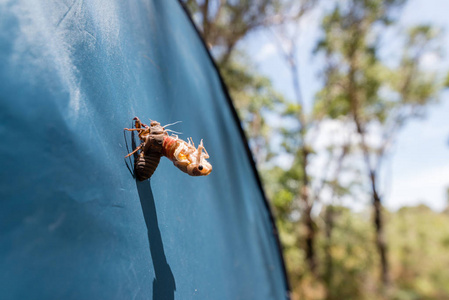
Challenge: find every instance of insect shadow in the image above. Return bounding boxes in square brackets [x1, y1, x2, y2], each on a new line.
[125, 124, 176, 299]
[123, 124, 137, 178]
[136, 181, 176, 299]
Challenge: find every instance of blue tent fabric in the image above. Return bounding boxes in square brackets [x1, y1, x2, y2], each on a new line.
[0, 0, 289, 299]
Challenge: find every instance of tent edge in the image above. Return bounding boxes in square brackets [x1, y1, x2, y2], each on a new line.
[177, 1, 291, 298]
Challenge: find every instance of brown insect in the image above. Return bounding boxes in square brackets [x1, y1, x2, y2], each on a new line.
[124, 117, 212, 180]
[162, 134, 212, 176]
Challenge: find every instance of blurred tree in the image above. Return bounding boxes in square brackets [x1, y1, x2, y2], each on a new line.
[217, 53, 285, 165]
[181, 0, 317, 64]
[320, 142, 354, 299]
[270, 7, 356, 284]
[273, 24, 319, 276]
[181, 0, 318, 166]
[315, 0, 446, 290]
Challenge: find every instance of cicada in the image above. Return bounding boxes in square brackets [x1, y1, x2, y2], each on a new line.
[124, 117, 212, 180]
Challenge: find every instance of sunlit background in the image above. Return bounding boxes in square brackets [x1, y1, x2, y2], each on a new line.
[183, 0, 449, 299]
[242, 0, 449, 212]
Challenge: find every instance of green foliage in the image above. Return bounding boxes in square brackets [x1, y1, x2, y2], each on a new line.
[218, 55, 284, 115]
[315, 2, 443, 129]
[314, 88, 351, 119]
[284, 102, 302, 117]
[263, 166, 295, 217]
[218, 54, 285, 165]
[444, 72, 449, 88]
[318, 206, 377, 300]
[274, 202, 449, 300]
[316, 205, 449, 300]
[389, 206, 449, 299]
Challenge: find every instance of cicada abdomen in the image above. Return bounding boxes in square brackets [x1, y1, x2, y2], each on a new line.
[134, 151, 162, 181]
[124, 117, 167, 181]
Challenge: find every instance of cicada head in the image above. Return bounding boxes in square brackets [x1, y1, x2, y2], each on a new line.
[188, 161, 212, 176]
[150, 121, 166, 135]
[187, 140, 212, 176]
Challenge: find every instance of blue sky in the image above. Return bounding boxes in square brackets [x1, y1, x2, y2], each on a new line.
[241, 0, 449, 211]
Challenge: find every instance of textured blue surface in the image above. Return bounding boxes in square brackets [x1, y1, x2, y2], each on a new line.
[0, 0, 288, 299]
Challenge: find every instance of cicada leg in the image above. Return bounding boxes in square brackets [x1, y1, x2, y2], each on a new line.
[124, 128, 144, 132]
[125, 144, 142, 158]
[197, 140, 209, 159]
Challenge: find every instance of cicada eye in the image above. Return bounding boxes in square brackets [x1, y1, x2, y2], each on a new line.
[198, 165, 203, 171]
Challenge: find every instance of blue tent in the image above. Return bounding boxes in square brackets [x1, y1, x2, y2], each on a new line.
[0, 1, 289, 299]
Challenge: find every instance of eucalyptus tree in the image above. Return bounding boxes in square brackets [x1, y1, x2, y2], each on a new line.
[315, 0, 446, 288]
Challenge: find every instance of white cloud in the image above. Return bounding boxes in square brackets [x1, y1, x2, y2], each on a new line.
[309, 119, 359, 153]
[420, 52, 440, 70]
[255, 43, 277, 62]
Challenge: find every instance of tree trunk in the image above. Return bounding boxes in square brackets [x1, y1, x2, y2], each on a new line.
[285, 41, 317, 277]
[348, 53, 390, 288]
[324, 205, 334, 300]
[301, 148, 317, 276]
[357, 124, 390, 288]
[370, 172, 390, 287]
[304, 204, 316, 275]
